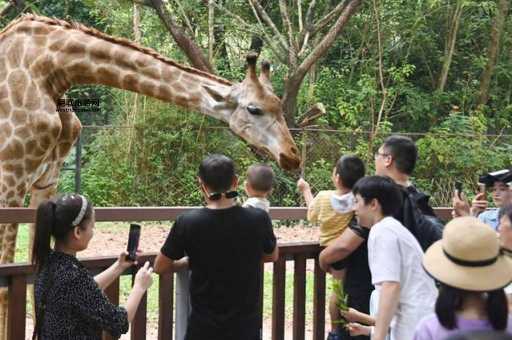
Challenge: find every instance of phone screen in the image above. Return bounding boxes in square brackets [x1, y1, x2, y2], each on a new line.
[127, 224, 141, 261]
[478, 183, 487, 195]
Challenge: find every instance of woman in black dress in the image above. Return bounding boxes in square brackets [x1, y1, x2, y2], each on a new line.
[31, 194, 153, 340]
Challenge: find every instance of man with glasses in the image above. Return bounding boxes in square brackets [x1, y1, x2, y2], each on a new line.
[154, 154, 278, 340]
[373, 135, 443, 250]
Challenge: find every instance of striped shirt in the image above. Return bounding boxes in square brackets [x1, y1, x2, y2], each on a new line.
[308, 190, 354, 246]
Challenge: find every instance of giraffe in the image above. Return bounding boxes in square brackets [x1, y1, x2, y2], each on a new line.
[0, 14, 301, 338]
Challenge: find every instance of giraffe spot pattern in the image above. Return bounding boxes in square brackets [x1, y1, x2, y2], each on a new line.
[7, 70, 29, 107]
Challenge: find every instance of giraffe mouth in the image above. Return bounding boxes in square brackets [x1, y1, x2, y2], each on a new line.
[249, 145, 270, 159]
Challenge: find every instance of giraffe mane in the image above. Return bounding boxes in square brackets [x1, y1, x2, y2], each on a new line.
[2, 14, 233, 86]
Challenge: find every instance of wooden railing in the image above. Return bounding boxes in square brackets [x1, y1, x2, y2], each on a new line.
[0, 243, 324, 340]
[0, 207, 452, 340]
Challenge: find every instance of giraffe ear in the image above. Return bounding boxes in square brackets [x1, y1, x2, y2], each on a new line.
[203, 84, 231, 102]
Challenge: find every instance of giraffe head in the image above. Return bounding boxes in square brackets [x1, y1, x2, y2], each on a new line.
[204, 53, 301, 171]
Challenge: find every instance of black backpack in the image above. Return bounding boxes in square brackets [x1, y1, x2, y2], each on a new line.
[395, 186, 444, 251]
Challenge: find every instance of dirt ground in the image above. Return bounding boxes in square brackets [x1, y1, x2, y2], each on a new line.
[78, 222, 321, 258]
[26, 223, 329, 340]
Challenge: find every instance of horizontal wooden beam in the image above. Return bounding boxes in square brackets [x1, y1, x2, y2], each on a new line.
[0, 206, 452, 223]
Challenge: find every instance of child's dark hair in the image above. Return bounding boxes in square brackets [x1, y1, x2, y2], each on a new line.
[382, 135, 417, 175]
[335, 155, 366, 189]
[247, 164, 274, 192]
[435, 284, 508, 330]
[198, 154, 236, 192]
[32, 194, 93, 272]
[352, 176, 403, 216]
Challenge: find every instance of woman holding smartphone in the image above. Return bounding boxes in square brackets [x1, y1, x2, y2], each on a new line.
[31, 194, 153, 340]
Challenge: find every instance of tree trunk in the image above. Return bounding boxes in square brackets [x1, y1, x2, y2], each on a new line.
[149, 0, 213, 73]
[478, 0, 509, 106]
[437, 0, 463, 92]
[282, 0, 362, 125]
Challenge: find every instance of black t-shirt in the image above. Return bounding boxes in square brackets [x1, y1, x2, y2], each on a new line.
[161, 205, 276, 331]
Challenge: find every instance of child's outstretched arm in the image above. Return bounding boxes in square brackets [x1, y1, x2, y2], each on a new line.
[297, 178, 314, 207]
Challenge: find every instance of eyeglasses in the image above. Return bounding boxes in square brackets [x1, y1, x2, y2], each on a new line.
[208, 191, 239, 201]
[374, 151, 391, 160]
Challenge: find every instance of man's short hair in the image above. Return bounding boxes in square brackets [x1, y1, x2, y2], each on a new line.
[335, 155, 366, 189]
[352, 176, 403, 216]
[247, 164, 274, 192]
[382, 135, 417, 175]
[198, 154, 236, 192]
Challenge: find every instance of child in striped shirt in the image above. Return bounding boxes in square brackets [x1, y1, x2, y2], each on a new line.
[297, 155, 365, 340]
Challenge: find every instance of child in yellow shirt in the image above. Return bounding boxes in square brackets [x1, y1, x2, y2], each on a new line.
[297, 155, 365, 340]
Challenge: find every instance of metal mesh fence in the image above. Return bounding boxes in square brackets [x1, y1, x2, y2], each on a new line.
[59, 126, 512, 208]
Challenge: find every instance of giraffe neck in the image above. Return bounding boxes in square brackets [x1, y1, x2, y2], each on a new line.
[4, 15, 235, 122]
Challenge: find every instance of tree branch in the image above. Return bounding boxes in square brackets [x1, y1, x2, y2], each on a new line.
[372, 0, 387, 137]
[282, 0, 362, 123]
[297, 0, 303, 33]
[298, 0, 362, 77]
[304, 0, 316, 28]
[249, 0, 289, 51]
[245, 0, 288, 63]
[145, 0, 213, 73]
[310, 1, 348, 38]
[172, 0, 196, 37]
[279, 0, 298, 65]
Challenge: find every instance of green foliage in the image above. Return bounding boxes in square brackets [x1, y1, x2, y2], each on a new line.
[1, 1, 510, 207]
[331, 278, 349, 326]
[415, 113, 512, 206]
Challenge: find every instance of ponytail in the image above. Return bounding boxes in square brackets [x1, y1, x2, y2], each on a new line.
[31, 201, 56, 272]
[486, 289, 508, 330]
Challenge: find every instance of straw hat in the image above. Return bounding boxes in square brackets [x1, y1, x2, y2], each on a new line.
[423, 216, 512, 291]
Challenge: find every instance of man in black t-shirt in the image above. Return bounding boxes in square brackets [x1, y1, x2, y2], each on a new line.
[154, 154, 278, 340]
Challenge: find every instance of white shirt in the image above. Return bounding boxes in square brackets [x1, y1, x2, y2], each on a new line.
[368, 216, 437, 340]
[243, 197, 270, 212]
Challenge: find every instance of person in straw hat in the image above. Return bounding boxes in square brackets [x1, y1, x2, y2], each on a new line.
[413, 216, 512, 340]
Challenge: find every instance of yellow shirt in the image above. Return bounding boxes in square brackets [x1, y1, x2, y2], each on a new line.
[308, 190, 354, 246]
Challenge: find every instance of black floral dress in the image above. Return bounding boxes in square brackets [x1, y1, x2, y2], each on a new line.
[34, 251, 129, 340]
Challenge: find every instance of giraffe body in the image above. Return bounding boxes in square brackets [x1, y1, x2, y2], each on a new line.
[0, 14, 300, 338]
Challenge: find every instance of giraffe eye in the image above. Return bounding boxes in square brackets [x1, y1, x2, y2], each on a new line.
[247, 105, 263, 116]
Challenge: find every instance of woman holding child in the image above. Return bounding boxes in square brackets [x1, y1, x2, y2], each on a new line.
[31, 194, 153, 340]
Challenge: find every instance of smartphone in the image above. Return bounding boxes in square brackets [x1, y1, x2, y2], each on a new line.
[126, 223, 141, 261]
[478, 183, 486, 195]
[455, 181, 463, 199]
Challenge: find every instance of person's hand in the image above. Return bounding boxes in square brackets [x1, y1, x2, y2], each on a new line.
[470, 192, 488, 216]
[340, 308, 361, 323]
[297, 178, 310, 192]
[117, 250, 141, 270]
[452, 191, 470, 217]
[134, 261, 153, 291]
[346, 322, 371, 336]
